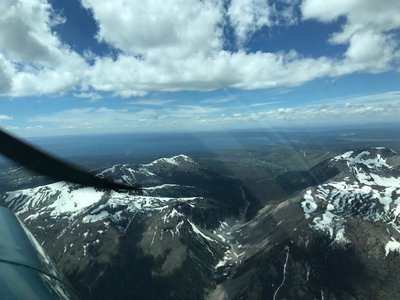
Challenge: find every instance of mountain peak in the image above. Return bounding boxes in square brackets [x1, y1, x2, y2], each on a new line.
[302, 146, 400, 251]
[143, 154, 195, 167]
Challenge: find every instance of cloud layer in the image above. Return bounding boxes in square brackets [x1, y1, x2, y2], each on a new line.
[0, 0, 399, 98]
[0, 114, 13, 121]
[16, 91, 399, 136]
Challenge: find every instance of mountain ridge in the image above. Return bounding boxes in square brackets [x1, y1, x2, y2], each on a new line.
[2, 148, 400, 299]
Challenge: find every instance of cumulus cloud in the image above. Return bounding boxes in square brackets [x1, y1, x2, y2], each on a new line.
[227, 0, 300, 45]
[82, 0, 400, 96]
[87, 50, 339, 97]
[0, 0, 399, 98]
[0, 0, 87, 96]
[81, 0, 224, 58]
[228, 0, 272, 45]
[0, 55, 13, 93]
[0, 0, 61, 64]
[302, 0, 400, 73]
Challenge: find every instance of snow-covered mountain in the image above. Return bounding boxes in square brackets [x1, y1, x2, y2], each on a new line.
[3, 150, 400, 299]
[216, 147, 400, 300]
[1, 154, 251, 299]
[301, 148, 400, 250]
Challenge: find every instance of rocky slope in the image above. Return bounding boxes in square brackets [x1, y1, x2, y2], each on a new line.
[1, 155, 253, 299]
[3, 149, 400, 299]
[213, 147, 400, 300]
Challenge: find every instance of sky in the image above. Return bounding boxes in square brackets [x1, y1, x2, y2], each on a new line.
[0, 0, 400, 137]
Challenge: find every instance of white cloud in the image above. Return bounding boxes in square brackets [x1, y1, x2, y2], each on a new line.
[28, 104, 223, 135]
[87, 50, 337, 97]
[317, 90, 400, 106]
[248, 101, 281, 107]
[0, 114, 13, 121]
[83, 0, 400, 97]
[0, 0, 399, 98]
[130, 99, 176, 106]
[187, 101, 400, 128]
[227, 0, 300, 45]
[274, 0, 300, 26]
[0, 55, 13, 93]
[228, 0, 272, 45]
[81, 0, 224, 59]
[26, 125, 44, 130]
[23, 91, 400, 135]
[0, 0, 61, 64]
[0, 0, 87, 96]
[201, 95, 236, 104]
[5, 126, 19, 130]
[302, 0, 400, 73]
[173, 105, 222, 115]
[73, 92, 102, 101]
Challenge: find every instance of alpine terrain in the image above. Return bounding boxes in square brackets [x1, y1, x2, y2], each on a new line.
[2, 148, 400, 299]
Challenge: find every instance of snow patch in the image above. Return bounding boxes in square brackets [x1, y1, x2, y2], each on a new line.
[272, 246, 290, 300]
[143, 184, 181, 191]
[385, 237, 400, 256]
[143, 154, 194, 167]
[162, 208, 184, 223]
[370, 174, 400, 188]
[5, 182, 104, 219]
[301, 190, 317, 219]
[313, 211, 337, 239]
[301, 148, 400, 247]
[333, 150, 391, 170]
[333, 151, 354, 161]
[81, 194, 199, 226]
[188, 220, 216, 243]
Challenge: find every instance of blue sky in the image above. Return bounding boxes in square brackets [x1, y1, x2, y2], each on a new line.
[1, 0, 400, 137]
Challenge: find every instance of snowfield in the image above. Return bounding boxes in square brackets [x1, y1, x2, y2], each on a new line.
[302, 148, 400, 253]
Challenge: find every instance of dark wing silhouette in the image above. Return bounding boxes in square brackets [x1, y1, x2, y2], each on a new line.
[0, 129, 141, 192]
